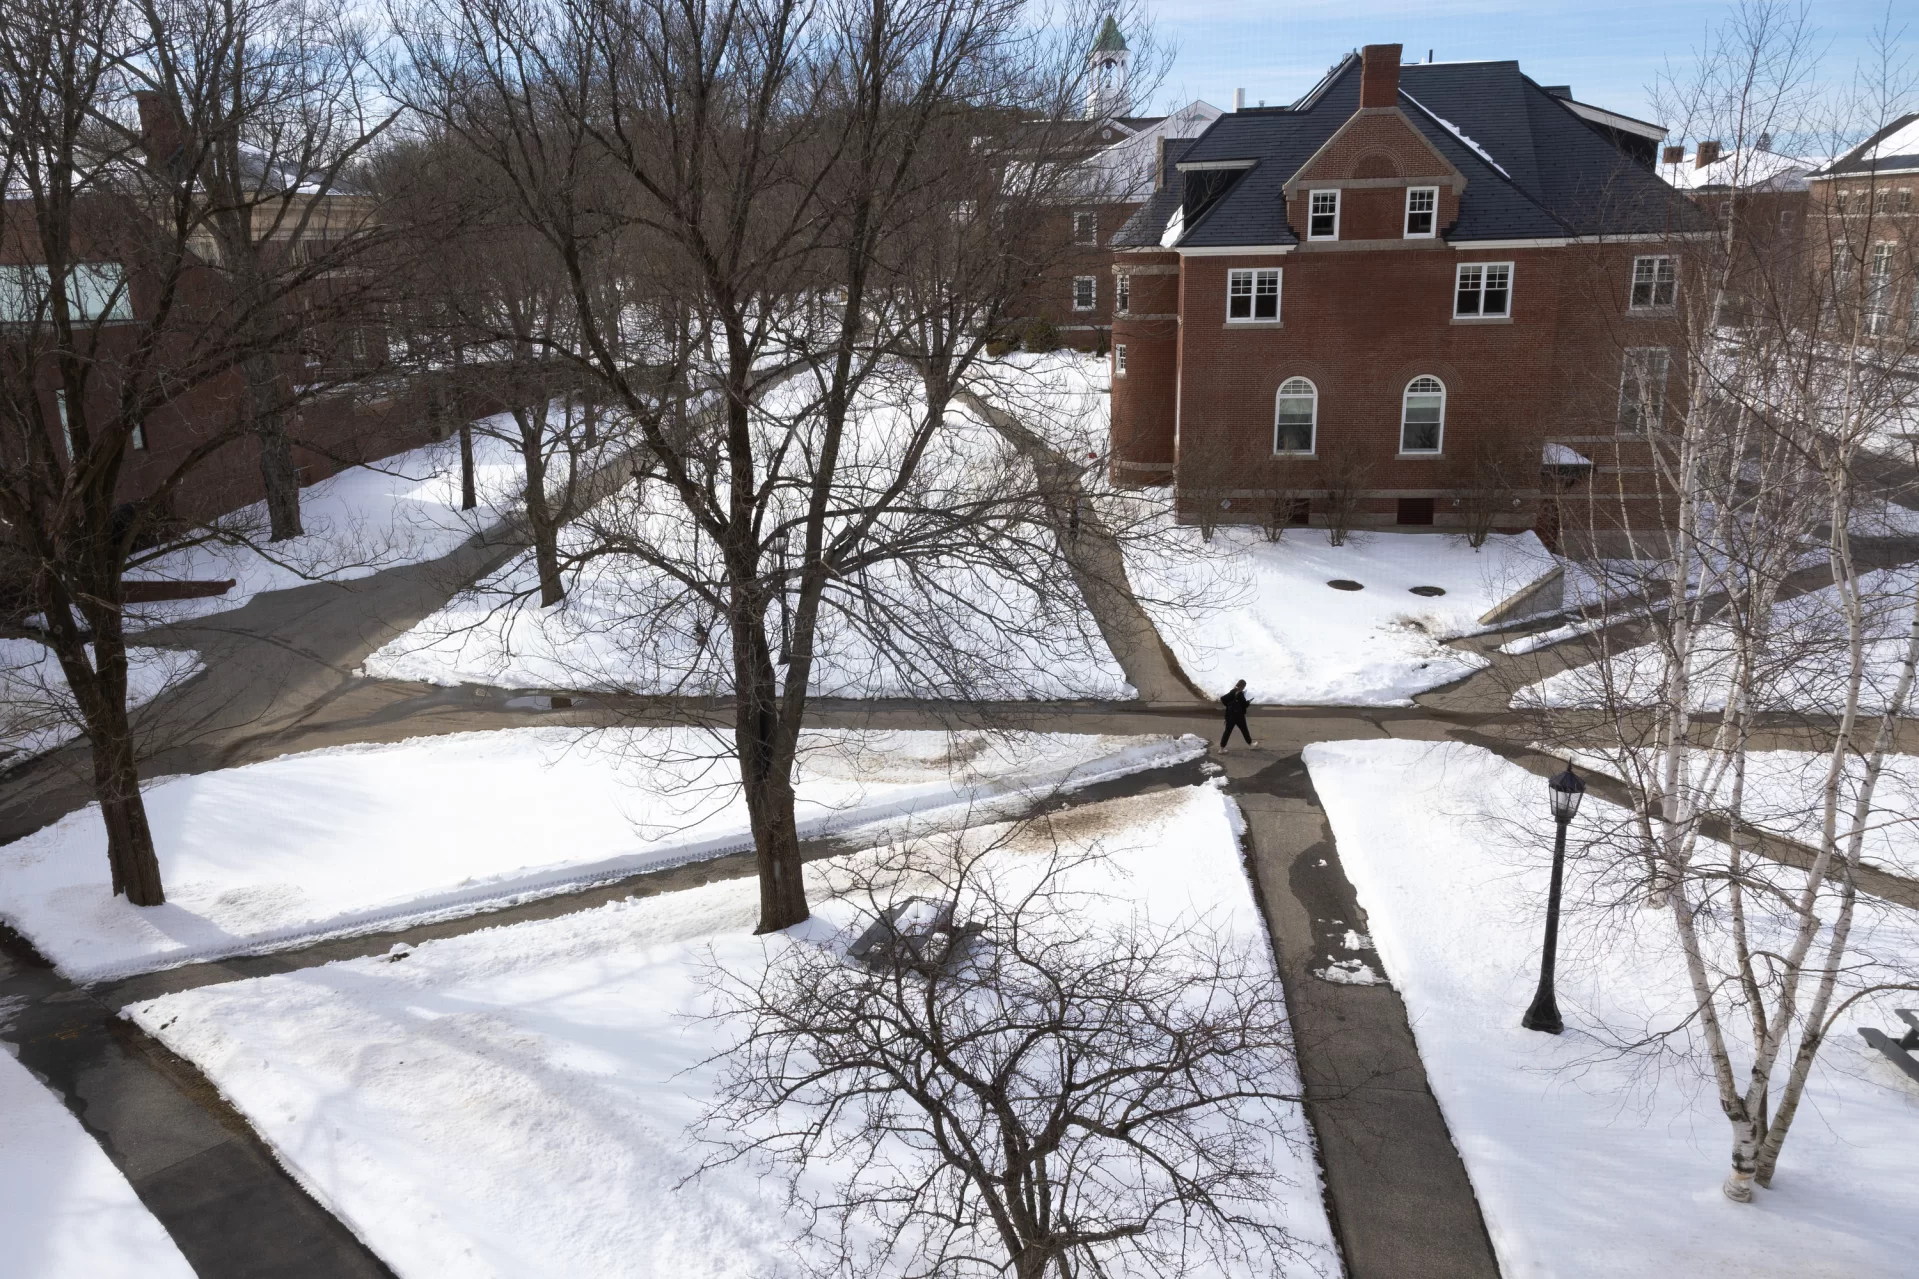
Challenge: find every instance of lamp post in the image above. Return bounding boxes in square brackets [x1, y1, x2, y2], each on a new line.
[1522, 762, 1587, 1034]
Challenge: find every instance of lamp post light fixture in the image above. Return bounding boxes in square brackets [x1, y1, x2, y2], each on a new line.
[1522, 762, 1587, 1034]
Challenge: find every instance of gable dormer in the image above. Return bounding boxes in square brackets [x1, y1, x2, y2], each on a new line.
[1280, 45, 1467, 245]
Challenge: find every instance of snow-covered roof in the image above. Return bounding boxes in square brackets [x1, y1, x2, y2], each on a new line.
[1663, 147, 1816, 193]
[1817, 113, 1919, 179]
[1542, 442, 1591, 467]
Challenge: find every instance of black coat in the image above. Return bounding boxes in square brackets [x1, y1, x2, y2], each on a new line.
[1221, 688, 1250, 716]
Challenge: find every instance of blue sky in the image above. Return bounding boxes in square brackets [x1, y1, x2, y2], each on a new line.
[1135, 1, 1908, 135]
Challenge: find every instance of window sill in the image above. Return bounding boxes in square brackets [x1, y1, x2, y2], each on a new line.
[1626, 305, 1676, 316]
[1224, 320, 1284, 329]
[1451, 314, 1512, 325]
[1396, 450, 1444, 459]
[1272, 453, 1317, 460]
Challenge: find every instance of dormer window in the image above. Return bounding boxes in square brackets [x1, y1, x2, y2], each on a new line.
[1308, 190, 1339, 240]
[1405, 187, 1438, 238]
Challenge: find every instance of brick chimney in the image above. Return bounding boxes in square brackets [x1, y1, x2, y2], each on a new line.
[1359, 44, 1403, 109]
[1695, 140, 1721, 169]
[134, 91, 185, 171]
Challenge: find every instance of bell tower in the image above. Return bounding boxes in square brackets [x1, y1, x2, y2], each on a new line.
[1086, 12, 1129, 120]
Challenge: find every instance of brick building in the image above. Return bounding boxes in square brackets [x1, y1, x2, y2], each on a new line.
[1808, 114, 1919, 341]
[1106, 44, 1703, 546]
[1013, 16, 1218, 350]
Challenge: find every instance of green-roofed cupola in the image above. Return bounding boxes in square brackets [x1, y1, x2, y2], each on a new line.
[1086, 12, 1130, 118]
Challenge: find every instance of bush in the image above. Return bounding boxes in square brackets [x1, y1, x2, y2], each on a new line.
[1021, 318, 1059, 353]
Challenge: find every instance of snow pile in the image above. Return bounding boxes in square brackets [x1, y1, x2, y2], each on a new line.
[1516, 565, 1919, 712]
[0, 1051, 196, 1279]
[124, 784, 1338, 1279]
[0, 639, 202, 760]
[1305, 738, 1919, 1279]
[125, 418, 576, 627]
[0, 727, 1202, 980]
[1131, 527, 1553, 705]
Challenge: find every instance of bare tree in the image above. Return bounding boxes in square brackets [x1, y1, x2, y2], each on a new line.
[0, 0, 388, 902]
[1519, 0, 1919, 1203]
[397, 0, 1115, 932]
[1316, 440, 1372, 548]
[697, 827, 1314, 1279]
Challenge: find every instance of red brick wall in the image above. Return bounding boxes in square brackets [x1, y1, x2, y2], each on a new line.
[1108, 253, 1179, 483]
[1014, 202, 1141, 349]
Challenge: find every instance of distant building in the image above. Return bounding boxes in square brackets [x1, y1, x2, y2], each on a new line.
[1808, 115, 1919, 341]
[1105, 43, 1703, 549]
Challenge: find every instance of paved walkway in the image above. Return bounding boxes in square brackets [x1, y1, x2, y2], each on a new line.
[9, 398, 1919, 1277]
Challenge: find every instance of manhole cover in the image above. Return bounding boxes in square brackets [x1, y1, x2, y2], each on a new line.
[1327, 579, 1364, 591]
[1409, 585, 1447, 597]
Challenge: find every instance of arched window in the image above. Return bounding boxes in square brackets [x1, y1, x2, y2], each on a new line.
[1274, 377, 1317, 454]
[1401, 376, 1445, 453]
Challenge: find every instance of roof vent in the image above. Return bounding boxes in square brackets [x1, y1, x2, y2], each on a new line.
[1696, 140, 1722, 169]
[1233, 87, 1245, 112]
[1542, 85, 1572, 99]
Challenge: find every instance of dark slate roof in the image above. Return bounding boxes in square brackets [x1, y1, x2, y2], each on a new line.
[1816, 113, 1919, 177]
[1112, 138, 1197, 248]
[1112, 55, 1700, 250]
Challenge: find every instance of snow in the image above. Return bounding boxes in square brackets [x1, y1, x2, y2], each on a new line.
[1574, 746, 1919, 881]
[0, 727, 1202, 981]
[362, 369, 1131, 700]
[1305, 738, 1919, 1279]
[1130, 526, 1554, 705]
[124, 419, 557, 627]
[1863, 118, 1919, 161]
[1540, 442, 1590, 467]
[1401, 91, 1511, 178]
[1516, 564, 1919, 712]
[0, 1049, 196, 1279]
[124, 784, 1340, 1279]
[0, 639, 202, 759]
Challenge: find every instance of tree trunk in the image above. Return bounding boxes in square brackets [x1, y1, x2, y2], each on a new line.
[245, 354, 304, 541]
[459, 421, 477, 511]
[512, 406, 564, 605]
[734, 596, 808, 934]
[58, 612, 165, 906]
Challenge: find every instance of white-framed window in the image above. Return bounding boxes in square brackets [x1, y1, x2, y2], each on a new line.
[1630, 255, 1677, 309]
[1, 262, 133, 324]
[1455, 262, 1513, 317]
[1874, 189, 1891, 215]
[1073, 211, 1098, 245]
[1308, 190, 1339, 240]
[1226, 267, 1281, 322]
[1116, 273, 1131, 314]
[1899, 188, 1913, 213]
[1400, 376, 1444, 453]
[1618, 348, 1671, 434]
[1405, 186, 1438, 238]
[1072, 276, 1096, 311]
[1274, 376, 1317, 454]
[1866, 243, 1895, 335]
[1114, 344, 1128, 376]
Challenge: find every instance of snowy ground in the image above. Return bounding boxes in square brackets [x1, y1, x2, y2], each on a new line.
[124, 783, 1338, 1279]
[1131, 525, 1554, 705]
[363, 368, 1130, 699]
[1306, 738, 1919, 1279]
[1516, 565, 1919, 713]
[0, 639, 203, 760]
[0, 1049, 195, 1279]
[0, 727, 1200, 981]
[1572, 747, 1919, 881]
[124, 418, 569, 628]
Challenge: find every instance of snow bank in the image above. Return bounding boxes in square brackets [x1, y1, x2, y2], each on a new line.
[0, 1050, 195, 1279]
[124, 784, 1338, 1279]
[1132, 527, 1553, 705]
[0, 639, 202, 760]
[0, 727, 1202, 980]
[1305, 738, 1919, 1279]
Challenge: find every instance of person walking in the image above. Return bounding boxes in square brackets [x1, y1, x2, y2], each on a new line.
[1219, 679, 1256, 752]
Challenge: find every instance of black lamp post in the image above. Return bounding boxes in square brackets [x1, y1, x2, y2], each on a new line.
[1522, 762, 1586, 1034]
